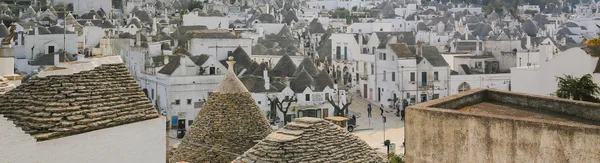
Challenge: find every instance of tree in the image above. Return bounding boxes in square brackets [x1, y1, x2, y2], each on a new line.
[388, 152, 406, 163]
[326, 93, 353, 116]
[555, 74, 600, 103]
[179, 10, 189, 19]
[524, 10, 538, 16]
[267, 96, 298, 125]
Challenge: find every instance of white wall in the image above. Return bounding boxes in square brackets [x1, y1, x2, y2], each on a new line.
[23, 33, 78, 60]
[511, 47, 600, 96]
[82, 26, 106, 49]
[183, 13, 230, 29]
[189, 38, 253, 61]
[0, 117, 165, 163]
[449, 73, 511, 95]
[346, 22, 392, 33]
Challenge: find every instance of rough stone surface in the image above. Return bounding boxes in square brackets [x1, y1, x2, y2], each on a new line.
[406, 89, 600, 163]
[233, 117, 384, 163]
[0, 63, 159, 141]
[169, 62, 272, 163]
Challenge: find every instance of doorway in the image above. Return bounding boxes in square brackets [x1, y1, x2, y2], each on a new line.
[177, 119, 186, 129]
[363, 84, 367, 98]
[378, 88, 381, 102]
[420, 94, 427, 103]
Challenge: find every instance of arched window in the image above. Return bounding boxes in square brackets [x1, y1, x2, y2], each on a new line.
[458, 82, 471, 93]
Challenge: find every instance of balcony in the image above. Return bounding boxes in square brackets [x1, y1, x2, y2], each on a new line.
[360, 75, 368, 80]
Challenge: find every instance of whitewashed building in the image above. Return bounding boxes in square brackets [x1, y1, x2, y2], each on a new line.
[182, 11, 230, 29]
[140, 54, 226, 129]
[187, 29, 253, 61]
[511, 45, 600, 96]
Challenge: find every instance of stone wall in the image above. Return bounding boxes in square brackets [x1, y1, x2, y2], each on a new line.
[406, 89, 600, 163]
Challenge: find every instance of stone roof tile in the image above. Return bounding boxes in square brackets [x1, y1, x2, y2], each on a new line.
[233, 117, 383, 163]
[0, 63, 159, 141]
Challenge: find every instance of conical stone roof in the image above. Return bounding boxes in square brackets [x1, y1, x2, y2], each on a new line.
[271, 54, 296, 77]
[290, 69, 314, 92]
[0, 24, 9, 38]
[169, 57, 273, 163]
[233, 117, 384, 162]
[313, 70, 334, 91]
[293, 57, 318, 77]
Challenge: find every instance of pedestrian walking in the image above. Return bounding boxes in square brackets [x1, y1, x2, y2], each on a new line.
[352, 115, 356, 122]
[367, 103, 372, 117]
[401, 108, 406, 121]
[395, 105, 400, 117]
[380, 104, 384, 116]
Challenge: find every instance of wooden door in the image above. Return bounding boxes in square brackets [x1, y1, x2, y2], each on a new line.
[322, 108, 329, 118]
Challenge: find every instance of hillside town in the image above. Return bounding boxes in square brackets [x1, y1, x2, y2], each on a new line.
[0, 0, 599, 162]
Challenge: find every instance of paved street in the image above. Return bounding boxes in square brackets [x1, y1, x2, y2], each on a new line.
[348, 94, 406, 155]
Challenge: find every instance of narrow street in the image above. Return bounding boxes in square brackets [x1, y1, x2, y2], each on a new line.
[348, 94, 406, 155]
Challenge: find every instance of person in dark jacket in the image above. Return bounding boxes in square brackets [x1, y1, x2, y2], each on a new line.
[367, 103, 372, 117]
[401, 109, 406, 121]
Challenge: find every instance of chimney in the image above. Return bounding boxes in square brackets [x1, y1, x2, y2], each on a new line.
[93, 15, 96, 20]
[135, 32, 141, 46]
[164, 55, 170, 65]
[263, 69, 270, 90]
[526, 35, 532, 50]
[34, 26, 39, 36]
[258, 26, 264, 38]
[180, 56, 187, 75]
[539, 42, 550, 66]
[19, 10, 22, 18]
[476, 36, 480, 55]
[0, 41, 15, 78]
[358, 33, 363, 47]
[284, 76, 290, 87]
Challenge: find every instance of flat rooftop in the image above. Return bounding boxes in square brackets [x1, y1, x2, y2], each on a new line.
[412, 89, 600, 128]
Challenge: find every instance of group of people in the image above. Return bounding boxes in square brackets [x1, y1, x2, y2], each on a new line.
[366, 103, 406, 120]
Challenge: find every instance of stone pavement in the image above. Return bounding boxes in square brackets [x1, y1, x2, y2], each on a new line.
[348, 93, 406, 155]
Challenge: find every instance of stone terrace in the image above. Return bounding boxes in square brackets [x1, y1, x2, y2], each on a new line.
[406, 88, 600, 163]
[0, 63, 159, 141]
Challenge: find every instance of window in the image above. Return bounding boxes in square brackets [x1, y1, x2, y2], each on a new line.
[379, 53, 382, 60]
[305, 94, 310, 101]
[392, 72, 396, 81]
[325, 93, 330, 99]
[433, 94, 439, 99]
[364, 63, 367, 74]
[371, 64, 374, 75]
[383, 53, 387, 60]
[175, 100, 181, 105]
[458, 82, 471, 93]
[383, 71, 386, 80]
[151, 89, 154, 99]
[434, 71, 439, 81]
[48, 46, 55, 53]
[410, 72, 415, 81]
[363, 48, 368, 53]
[336, 46, 341, 59]
[474, 62, 483, 69]
[187, 99, 192, 105]
[344, 47, 348, 60]
[258, 101, 261, 104]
